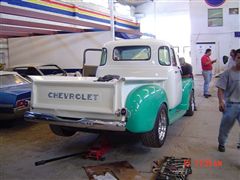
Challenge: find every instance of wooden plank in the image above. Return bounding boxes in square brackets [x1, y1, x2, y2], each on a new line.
[1, 25, 56, 35]
[83, 161, 145, 180]
[1, 18, 84, 33]
[0, 31, 30, 38]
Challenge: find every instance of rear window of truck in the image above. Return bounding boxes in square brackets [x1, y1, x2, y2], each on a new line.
[113, 46, 151, 61]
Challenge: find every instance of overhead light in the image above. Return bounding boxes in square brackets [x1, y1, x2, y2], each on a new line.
[117, 0, 151, 6]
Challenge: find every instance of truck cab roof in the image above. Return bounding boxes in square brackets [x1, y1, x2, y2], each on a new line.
[97, 39, 180, 78]
[104, 39, 172, 48]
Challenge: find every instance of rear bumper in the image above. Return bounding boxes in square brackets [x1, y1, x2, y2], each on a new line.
[24, 111, 126, 131]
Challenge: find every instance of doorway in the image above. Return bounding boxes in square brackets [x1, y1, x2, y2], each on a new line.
[195, 42, 218, 75]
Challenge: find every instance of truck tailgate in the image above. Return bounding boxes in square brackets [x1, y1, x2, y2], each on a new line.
[30, 76, 121, 115]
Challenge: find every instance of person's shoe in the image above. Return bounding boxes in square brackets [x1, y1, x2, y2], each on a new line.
[204, 94, 209, 98]
[218, 145, 225, 152]
[207, 94, 212, 97]
[194, 107, 197, 111]
[237, 144, 240, 149]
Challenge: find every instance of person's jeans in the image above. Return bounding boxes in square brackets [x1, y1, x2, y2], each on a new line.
[202, 70, 212, 95]
[218, 103, 240, 146]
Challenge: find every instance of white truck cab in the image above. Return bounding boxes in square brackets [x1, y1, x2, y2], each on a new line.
[97, 39, 182, 109]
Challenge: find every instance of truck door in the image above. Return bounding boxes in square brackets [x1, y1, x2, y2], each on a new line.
[168, 48, 182, 108]
[83, 49, 102, 76]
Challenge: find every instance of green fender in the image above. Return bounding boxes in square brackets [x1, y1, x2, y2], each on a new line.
[125, 85, 168, 133]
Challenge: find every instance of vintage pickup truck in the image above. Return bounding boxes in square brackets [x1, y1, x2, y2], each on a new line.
[25, 39, 194, 148]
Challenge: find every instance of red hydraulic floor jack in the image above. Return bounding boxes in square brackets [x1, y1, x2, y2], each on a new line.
[83, 135, 111, 161]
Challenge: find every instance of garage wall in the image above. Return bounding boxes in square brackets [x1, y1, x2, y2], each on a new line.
[8, 31, 113, 70]
[0, 39, 8, 70]
[135, 1, 191, 62]
[190, 0, 240, 74]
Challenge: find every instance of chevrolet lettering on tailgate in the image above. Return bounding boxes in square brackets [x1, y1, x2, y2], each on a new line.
[48, 92, 99, 101]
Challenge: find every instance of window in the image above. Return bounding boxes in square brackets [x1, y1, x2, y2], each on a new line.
[173, 46, 179, 54]
[158, 46, 171, 66]
[229, 8, 239, 15]
[113, 46, 151, 61]
[100, 48, 107, 66]
[170, 48, 177, 66]
[39, 65, 64, 75]
[208, 8, 223, 27]
[0, 74, 29, 88]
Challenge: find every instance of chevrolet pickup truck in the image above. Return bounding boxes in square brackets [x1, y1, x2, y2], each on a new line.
[25, 39, 194, 148]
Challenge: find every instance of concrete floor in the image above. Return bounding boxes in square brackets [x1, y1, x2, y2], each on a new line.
[0, 76, 239, 180]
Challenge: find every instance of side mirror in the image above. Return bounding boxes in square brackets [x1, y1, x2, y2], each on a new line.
[223, 56, 229, 64]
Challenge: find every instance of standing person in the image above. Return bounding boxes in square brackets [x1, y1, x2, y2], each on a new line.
[216, 49, 240, 152]
[201, 49, 217, 98]
[227, 49, 236, 69]
[179, 57, 197, 111]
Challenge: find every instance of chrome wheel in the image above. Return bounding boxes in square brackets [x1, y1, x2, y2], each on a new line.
[141, 104, 168, 147]
[191, 95, 194, 112]
[158, 108, 167, 141]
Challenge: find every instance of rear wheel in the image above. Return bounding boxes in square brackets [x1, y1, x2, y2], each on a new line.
[141, 104, 168, 148]
[49, 124, 76, 137]
[185, 91, 194, 116]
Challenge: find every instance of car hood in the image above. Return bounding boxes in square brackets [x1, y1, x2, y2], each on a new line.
[0, 84, 31, 95]
[0, 84, 31, 106]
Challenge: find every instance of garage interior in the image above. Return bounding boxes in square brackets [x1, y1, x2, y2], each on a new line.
[0, 0, 240, 180]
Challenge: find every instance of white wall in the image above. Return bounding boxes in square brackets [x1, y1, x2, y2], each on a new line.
[135, 0, 191, 62]
[0, 39, 8, 70]
[190, 0, 240, 74]
[8, 31, 113, 69]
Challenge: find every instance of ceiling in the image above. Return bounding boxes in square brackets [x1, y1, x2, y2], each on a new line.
[117, 0, 152, 7]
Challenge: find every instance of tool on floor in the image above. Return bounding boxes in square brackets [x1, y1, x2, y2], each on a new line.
[152, 156, 192, 180]
[35, 135, 111, 166]
[35, 151, 86, 166]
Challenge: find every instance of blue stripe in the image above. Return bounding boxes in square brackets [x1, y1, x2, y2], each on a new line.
[115, 22, 139, 30]
[75, 13, 109, 24]
[1, 0, 110, 24]
[1, 0, 74, 16]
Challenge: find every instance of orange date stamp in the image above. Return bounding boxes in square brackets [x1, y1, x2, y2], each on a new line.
[184, 159, 223, 168]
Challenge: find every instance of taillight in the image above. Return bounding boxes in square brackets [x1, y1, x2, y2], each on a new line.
[115, 108, 128, 117]
[16, 100, 29, 108]
[120, 108, 127, 116]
